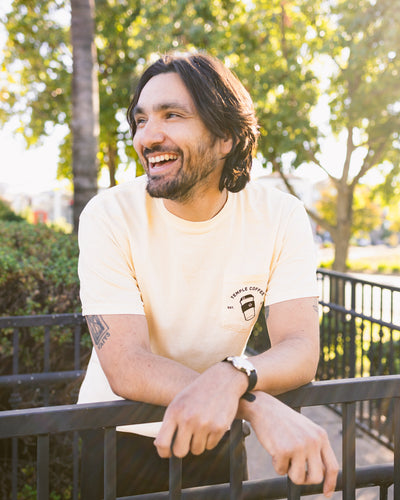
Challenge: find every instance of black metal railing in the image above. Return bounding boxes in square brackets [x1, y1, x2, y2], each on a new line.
[0, 314, 89, 500]
[1, 270, 400, 497]
[317, 269, 400, 448]
[1, 376, 400, 499]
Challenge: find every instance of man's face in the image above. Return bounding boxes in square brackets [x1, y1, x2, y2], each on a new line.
[132, 72, 230, 202]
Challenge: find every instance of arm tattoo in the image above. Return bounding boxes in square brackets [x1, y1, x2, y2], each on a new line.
[86, 315, 111, 350]
[312, 298, 319, 314]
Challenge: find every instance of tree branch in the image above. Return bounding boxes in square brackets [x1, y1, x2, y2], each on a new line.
[277, 170, 336, 234]
[350, 140, 387, 188]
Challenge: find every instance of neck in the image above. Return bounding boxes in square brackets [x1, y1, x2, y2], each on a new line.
[163, 187, 228, 222]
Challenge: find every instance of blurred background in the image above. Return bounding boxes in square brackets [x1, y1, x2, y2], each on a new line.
[1, 0, 399, 275]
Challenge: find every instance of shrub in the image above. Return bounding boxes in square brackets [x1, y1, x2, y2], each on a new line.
[0, 220, 80, 316]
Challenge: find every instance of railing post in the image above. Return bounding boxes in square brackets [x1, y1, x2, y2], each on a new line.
[349, 280, 356, 378]
[104, 427, 117, 500]
[287, 478, 301, 500]
[37, 434, 50, 500]
[169, 455, 182, 500]
[229, 419, 243, 500]
[394, 398, 400, 498]
[342, 402, 356, 500]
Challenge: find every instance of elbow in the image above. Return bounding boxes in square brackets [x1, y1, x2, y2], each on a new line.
[302, 348, 320, 385]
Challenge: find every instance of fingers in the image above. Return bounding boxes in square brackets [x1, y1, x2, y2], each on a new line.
[271, 428, 338, 497]
[154, 419, 177, 458]
[154, 412, 228, 458]
[321, 438, 339, 498]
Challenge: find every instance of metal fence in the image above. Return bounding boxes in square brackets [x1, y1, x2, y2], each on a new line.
[1, 376, 400, 499]
[317, 269, 400, 448]
[1, 270, 400, 498]
[0, 314, 89, 500]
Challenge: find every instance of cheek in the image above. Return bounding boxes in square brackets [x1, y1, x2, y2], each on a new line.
[132, 135, 141, 154]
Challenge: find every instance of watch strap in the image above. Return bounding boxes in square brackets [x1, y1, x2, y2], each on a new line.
[223, 356, 258, 393]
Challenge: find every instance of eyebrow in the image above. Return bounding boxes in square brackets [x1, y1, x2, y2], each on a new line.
[132, 101, 193, 117]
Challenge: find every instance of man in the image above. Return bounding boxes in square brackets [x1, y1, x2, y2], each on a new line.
[78, 52, 338, 498]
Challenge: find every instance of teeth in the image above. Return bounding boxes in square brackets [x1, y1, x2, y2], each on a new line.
[148, 154, 178, 164]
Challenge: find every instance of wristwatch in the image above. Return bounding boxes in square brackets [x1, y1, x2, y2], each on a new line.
[223, 355, 258, 392]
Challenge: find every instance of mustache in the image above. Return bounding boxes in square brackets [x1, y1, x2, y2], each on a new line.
[143, 146, 181, 158]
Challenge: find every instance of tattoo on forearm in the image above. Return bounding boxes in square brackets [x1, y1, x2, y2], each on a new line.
[312, 298, 319, 314]
[86, 315, 111, 350]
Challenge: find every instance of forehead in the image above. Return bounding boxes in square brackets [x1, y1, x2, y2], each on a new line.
[136, 72, 196, 112]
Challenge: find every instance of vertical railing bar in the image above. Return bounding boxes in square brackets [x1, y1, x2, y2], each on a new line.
[43, 326, 51, 406]
[74, 324, 81, 370]
[349, 280, 356, 378]
[379, 484, 388, 500]
[44, 325, 51, 372]
[169, 455, 182, 500]
[104, 427, 117, 500]
[11, 328, 20, 500]
[37, 434, 50, 500]
[11, 437, 18, 500]
[342, 402, 356, 500]
[73, 431, 79, 500]
[394, 398, 400, 498]
[229, 419, 243, 500]
[12, 327, 19, 374]
[287, 408, 302, 500]
[287, 479, 302, 500]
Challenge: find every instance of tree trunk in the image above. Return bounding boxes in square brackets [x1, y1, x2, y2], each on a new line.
[332, 182, 354, 272]
[70, 0, 99, 232]
[107, 143, 117, 187]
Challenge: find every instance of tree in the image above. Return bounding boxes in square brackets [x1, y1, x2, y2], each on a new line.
[1, 0, 99, 231]
[70, 0, 99, 229]
[294, 0, 400, 271]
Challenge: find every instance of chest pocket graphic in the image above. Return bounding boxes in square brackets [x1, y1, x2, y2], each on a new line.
[222, 275, 267, 334]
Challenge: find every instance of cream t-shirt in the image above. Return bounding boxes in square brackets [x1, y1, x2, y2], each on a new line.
[77, 176, 318, 434]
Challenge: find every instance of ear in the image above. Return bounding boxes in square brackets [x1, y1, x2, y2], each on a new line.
[219, 134, 233, 156]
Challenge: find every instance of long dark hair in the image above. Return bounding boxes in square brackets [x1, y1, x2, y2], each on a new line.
[127, 52, 259, 192]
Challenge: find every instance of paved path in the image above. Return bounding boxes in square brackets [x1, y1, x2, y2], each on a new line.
[246, 405, 394, 499]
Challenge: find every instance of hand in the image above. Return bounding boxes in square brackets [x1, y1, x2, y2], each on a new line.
[241, 392, 338, 498]
[154, 362, 247, 458]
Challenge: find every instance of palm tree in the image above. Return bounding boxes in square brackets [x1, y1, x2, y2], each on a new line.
[70, 0, 99, 231]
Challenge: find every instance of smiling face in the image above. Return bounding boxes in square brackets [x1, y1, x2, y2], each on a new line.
[132, 72, 231, 202]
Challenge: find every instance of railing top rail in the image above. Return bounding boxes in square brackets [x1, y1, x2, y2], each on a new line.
[317, 267, 400, 292]
[2, 375, 400, 439]
[0, 313, 85, 328]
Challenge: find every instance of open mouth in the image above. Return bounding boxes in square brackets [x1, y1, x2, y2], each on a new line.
[147, 153, 179, 169]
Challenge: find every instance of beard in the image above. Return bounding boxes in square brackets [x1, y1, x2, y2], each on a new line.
[144, 138, 220, 202]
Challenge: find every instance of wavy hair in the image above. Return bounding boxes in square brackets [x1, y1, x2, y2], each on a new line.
[127, 52, 259, 193]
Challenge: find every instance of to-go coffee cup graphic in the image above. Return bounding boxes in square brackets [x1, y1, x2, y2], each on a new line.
[240, 294, 255, 321]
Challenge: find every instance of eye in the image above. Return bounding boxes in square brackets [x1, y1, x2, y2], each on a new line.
[135, 116, 146, 127]
[166, 112, 180, 119]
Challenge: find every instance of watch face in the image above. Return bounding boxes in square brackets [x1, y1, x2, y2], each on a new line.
[230, 356, 254, 373]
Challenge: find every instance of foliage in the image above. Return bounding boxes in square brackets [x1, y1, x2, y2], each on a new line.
[1, 0, 324, 184]
[315, 182, 383, 238]
[303, 0, 400, 270]
[0, 198, 25, 222]
[2, 0, 400, 265]
[0, 220, 80, 316]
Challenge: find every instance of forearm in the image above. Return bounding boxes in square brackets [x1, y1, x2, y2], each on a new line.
[250, 334, 319, 396]
[107, 346, 200, 406]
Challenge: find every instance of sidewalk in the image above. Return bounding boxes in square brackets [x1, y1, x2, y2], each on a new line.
[246, 405, 394, 499]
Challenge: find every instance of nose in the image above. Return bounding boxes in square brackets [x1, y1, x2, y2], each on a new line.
[135, 118, 165, 149]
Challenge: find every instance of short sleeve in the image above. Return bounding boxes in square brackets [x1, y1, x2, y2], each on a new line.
[78, 201, 145, 316]
[264, 202, 318, 306]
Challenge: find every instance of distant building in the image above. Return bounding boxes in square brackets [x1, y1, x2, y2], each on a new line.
[1, 184, 73, 226]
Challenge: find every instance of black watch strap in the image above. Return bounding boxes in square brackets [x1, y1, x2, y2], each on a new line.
[223, 356, 258, 393]
[246, 369, 257, 392]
